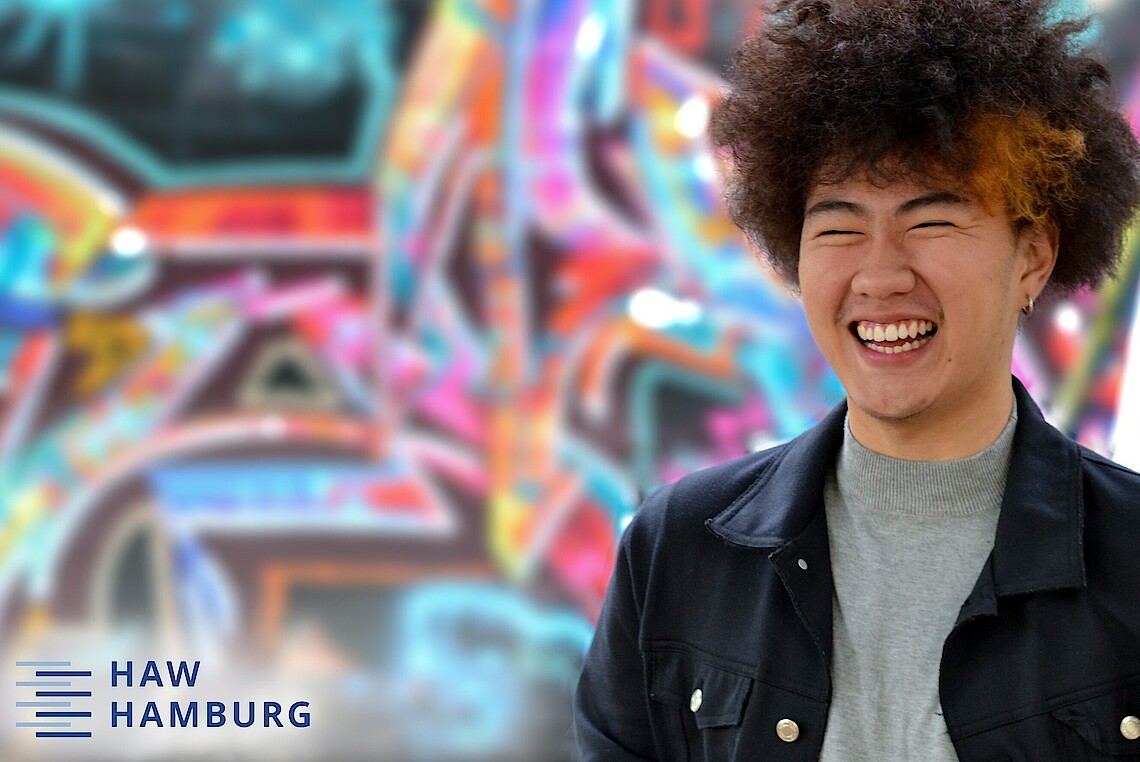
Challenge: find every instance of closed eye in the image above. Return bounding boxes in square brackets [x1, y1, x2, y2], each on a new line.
[818, 229, 861, 236]
[911, 221, 955, 230]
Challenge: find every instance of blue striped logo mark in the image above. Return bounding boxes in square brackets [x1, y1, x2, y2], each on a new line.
[15, 661, 93, 739]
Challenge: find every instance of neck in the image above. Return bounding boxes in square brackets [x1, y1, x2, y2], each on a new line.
[848, 378, 1015, 461]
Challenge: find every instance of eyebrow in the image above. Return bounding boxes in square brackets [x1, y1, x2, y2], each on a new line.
[803, 200, 865, 219]
[804, 191, 971, 220]
[898, 191, 970, 214]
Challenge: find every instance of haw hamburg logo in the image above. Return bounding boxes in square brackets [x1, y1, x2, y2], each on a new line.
[14, 659, 312, 738]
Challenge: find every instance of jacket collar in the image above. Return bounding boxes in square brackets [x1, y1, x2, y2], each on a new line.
[992, 376, 1086, 595]
[706, 376, 1086, 596]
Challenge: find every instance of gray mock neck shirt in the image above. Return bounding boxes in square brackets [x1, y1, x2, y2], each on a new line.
[818, 404, 1018, 762]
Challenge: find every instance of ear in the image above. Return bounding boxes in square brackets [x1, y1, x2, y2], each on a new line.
[1017, 218, 1059, 298]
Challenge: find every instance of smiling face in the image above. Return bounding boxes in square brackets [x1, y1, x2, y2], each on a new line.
[798, 171, 1058, 460]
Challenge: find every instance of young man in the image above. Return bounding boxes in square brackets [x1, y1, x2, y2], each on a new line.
[574, 1, 1140, 760]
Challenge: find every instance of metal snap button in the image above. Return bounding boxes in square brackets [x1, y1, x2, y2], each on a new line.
[1121, 715, 1140, 740]
[776, 718, 799, 742]
[689, 688, 703, 713]
[797, 558, 808, 571]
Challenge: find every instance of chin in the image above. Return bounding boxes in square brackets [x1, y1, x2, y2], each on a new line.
[849, 394, 932, 425]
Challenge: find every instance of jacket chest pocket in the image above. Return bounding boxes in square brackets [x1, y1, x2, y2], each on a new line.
[1051, 680, 1140, 760]
[951, 678, 1140, 761]
[647, 648, 825, 761]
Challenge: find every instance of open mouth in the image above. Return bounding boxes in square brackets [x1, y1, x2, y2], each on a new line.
[851, 319, 938, 355]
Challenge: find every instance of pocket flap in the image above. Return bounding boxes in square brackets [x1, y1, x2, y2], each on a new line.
[648, 650, 752, 729]
[1052, 679, 1140, 756]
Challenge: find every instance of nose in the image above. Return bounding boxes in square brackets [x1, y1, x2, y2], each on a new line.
[850, 235, 916, 298]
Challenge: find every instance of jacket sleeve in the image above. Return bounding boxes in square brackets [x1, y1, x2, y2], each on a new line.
[573, 503, 660, 761]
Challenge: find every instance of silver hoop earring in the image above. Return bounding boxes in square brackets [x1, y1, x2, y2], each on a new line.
[1021, 295, 1035, 317]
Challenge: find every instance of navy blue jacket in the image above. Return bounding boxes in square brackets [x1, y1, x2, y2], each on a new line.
[575, 378, 1140, 760]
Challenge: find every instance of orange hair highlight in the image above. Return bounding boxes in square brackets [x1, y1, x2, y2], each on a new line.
[966, 111, 1087, 225]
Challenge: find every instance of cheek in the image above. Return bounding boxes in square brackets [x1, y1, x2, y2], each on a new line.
[798, 286, 849, 353]
[798, 255, 850, 314]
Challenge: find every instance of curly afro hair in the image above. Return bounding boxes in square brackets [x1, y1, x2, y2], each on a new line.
[709, 0, 1140, 294]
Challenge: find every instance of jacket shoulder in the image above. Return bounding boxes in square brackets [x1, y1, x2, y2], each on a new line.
[1079, 445, 1140, 515]
[1080, 445, 1140, 480]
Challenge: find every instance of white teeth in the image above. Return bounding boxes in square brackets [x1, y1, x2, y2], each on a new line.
[857, 320, 935, 340]
[866, 336, 931, 354]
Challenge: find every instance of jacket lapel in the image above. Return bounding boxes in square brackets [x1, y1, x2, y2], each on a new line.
[704, 401, 847, 548]
[955, 378, 1086, 625]
[705, 402, 848, 666]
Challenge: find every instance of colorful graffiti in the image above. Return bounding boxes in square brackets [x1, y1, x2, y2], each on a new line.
[0, 0, 1136, 759]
